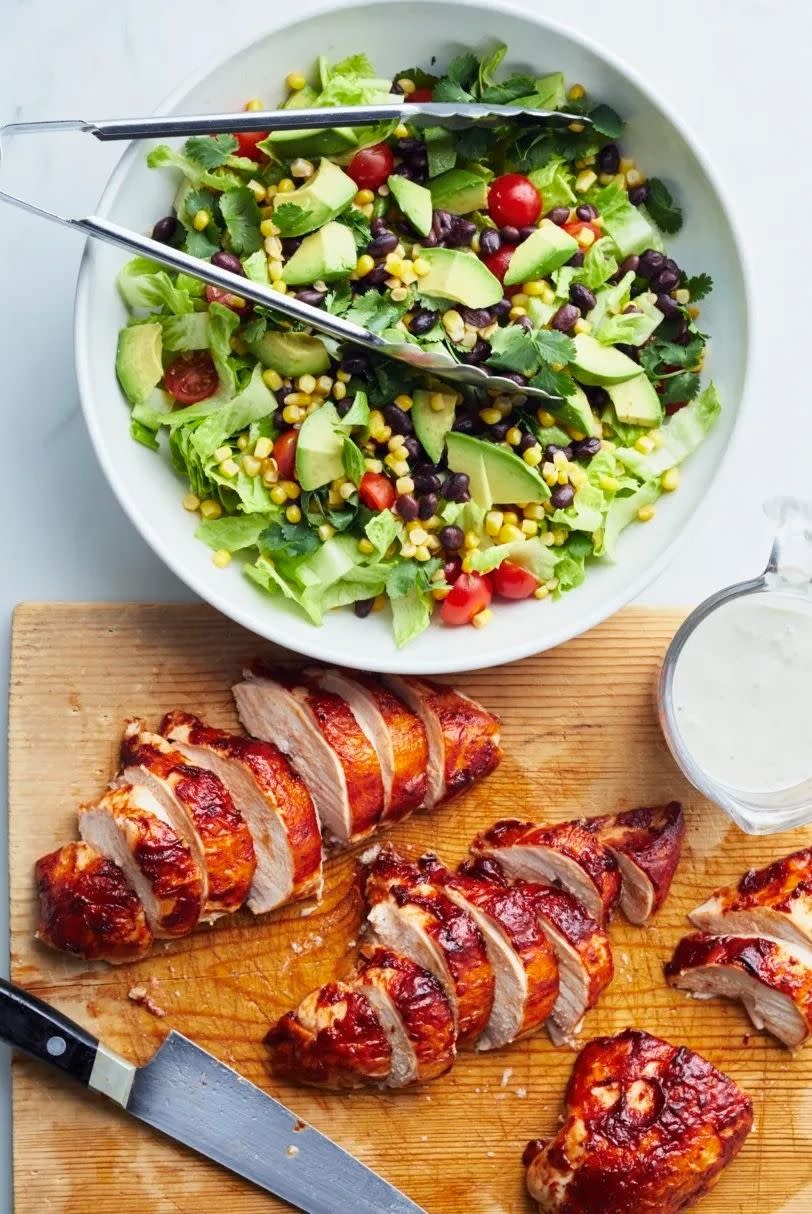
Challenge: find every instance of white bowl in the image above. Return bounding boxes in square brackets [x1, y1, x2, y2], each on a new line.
[75, 0, 751, 674]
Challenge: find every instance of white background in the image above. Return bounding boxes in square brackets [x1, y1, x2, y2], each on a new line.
[0, 0, 807, 1208]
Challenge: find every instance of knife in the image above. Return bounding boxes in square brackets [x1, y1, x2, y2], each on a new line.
[1, 978, 426, 1214]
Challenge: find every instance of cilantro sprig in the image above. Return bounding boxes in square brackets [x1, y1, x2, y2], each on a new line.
[645, 178, 683, 234]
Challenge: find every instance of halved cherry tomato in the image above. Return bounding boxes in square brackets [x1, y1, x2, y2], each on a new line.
[490, 560, 540, 600]
[563, 220, 602, 244]
[407, 86, 434, 103]
[346, 142, 395, 190]
[440, 572, 493, 627]
[273, 430, 299, 481]
[205, 283, 250, 313]
[358, 471, 396, 511]
[488, 173, 542, 229]
[233, 130, 269, 161]
[482, 245, 516, 284]
[164, 353, 219, 405]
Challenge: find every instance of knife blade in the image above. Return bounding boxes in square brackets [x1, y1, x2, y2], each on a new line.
[1, 979, 425, 1214]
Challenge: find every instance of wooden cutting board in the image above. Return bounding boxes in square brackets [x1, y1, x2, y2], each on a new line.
[8, 602, 812, 1214]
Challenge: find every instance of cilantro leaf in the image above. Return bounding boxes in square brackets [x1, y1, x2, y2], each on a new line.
[183, 187, 219, 226]
[336, 206, 372, 250]
[184, 134, 239, 169]
[588, 104, 625, 139]
[682, 272, 713, 302]
[486, 326, 541, 376]
[640, 333, 705, 375]
[344, 290, 409, 333]
[325, 280, 353, 316]
[446, 51, 479, 89]
[394, 66, 437, 91]
[241, 313, 268, 343]
[272, 203, 311, 237]
[342, 436, 367, 486]
[530, 364, 578, 399]
[532, 329, 577, 365]
[645, 177, 683, 234]
[301, 489, 358, 532]
[259, 519, 319, 560]
[433, 78, 474, 104]
[659, 371, 700, 406]
[218, 187, 262, 254]
[454, 127, 496, 162]
[183, 228, 220, 259]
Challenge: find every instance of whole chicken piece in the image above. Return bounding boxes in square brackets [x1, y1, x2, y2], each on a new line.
[580, 802, 685, 924]
[524, 1028, 752, 1213]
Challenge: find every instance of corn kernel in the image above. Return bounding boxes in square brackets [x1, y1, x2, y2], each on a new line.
[540, 531, 555, 546]
[498, 524, 525, 544]
[261, 369, 283, 393]
[635, 435, 656, 454]
[394, 393, 413, 412]
[397, 77, 416, 95]
[212, 548, 232, 568]
[245, 98, 264, 112]
[261, 463, 279, 486]
[479, 407, 502, 426]
[573, 318, 591, 335]
[260, 219, 279, 238]
[247, 179, 267, 203]
[442, 309, 465, 342]
[485, 510, 504, 537]
[414, 544, 431, 562]
[396, 476, 415, 495]
[295, 374, 315, 396]
[536, 409, 556, 428]
[213, 445, 231, 464]
[540, 281, 556, 305]
[276, 178, 295, 194]
[472, 608, 493, 629]
[354, 188, 375, 207]
[282, 404, 304, 424]
[200, 499, 222, 520]
[182, 492, 200, 512]
[533, 585, 550, 599]
[430, 391, 456, 414]
[552, 528, 568, 546]
[271, 280, 288, 294]
[358, 537, 375, 555]
[599, 475, 620, 493]
[511, 292, 529, 309]
[388, 433, 406, 451]
[285, 504, 302, 524]
[372, 595, 387, 612]
[390, 287, 409, 302]
[521, 519, 539, 537]
[316, 523, 336, 542]
[355, 253, 375, 277]
[464, 531, 480, 550]
[395, 123, 410, 139]
[522, 280, 546, 297]
[398, 258, 417, 284]
[598, 172, 614, 185]
[364, 458, 383, 474]
[502, 510, 519, 526]
[413, 256, 432, 278]
[286, 391, 312, 408]
[568, 121, 585, 134]
[332, 381, 347, 401]
[674, 288, 690, 306]
[291, 157, 314, 179]
[339, 481, 356, 500]
[432, 586, 451, 601]
[264, 257, 282, 281]
[626, 168, 645, 188]
[577, 226, 596, 248]
[219, 458, 239, 478]
[575, 170, 597, 195]
[637, 504, 655, 522]
[241, 454, 261, 477]
[269, 485, 287, 505]
[661, 467, 680, 493]
[523, 445, 543, 467]
[568, 83, 586, 100]
[280, 480, 299, 500]
[286, 72, 307, 91]
[506, 426, 522, 446]
[192, 209, 211, 231]
[400, 541, 417, 559]
[509, 306, 527, 321]
[524, 503, 546, 521]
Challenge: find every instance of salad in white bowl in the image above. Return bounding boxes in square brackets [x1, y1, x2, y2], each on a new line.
[115, 43, 719, 648]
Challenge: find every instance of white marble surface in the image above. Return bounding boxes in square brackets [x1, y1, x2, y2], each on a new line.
[1, 0, 809, 1207]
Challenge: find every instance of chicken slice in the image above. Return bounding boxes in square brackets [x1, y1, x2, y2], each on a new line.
[79, 785, 205, 938]
[666, 932, 812, 1049]
[579, 802, 685, 924]
[35, 841, 153, 964]
[120, 722, 255, 918]
[471, 819, 621, 924]
[420, 855, 559, 1050]
[689, 846, 812, 950]
[462, 856, 614, 1046]
[363, 844, 495, 1045]
[266, 981, 391, 1089]
[382, 675, 502, 807]
[352, 947, 456, 1085]
[234, 662, 384, 845]
[161, 711, 322, 914]
[305, 667, 428, 822]
[524, 1028, 752, 1214]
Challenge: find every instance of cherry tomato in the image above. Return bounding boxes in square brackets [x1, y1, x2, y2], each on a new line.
[482, 245, 516, 284]
[164, 353, 219, 405]
[273, 430, 299, 481]
[358, 471, 396, 511]
[440, 572, 493, 627]
[205, 283, 250, 313]
[488, 173, 542, 229]
[407, 86, 434, 102]
[490, 560, 540, 600]
[233, 130, 269, 161]
[563, 220, 602, 245]
[346, 142, 395, 190]
[665, 400, 688, 416]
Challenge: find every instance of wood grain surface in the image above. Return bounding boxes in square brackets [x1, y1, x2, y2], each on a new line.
[8, 602, 812, 1214]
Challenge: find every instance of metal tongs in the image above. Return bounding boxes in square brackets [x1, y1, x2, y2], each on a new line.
[0, 103, 590, 400]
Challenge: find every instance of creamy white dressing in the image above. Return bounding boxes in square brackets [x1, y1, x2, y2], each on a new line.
[671, 593, 812, 795]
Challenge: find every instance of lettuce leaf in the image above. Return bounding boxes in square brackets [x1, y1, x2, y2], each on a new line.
[195, 513, 276, 552]
[207, 301, 240, 396]
[550, 482, 606, 533]
[528, 156, 576, 211]
[601, 481, 661, 557]
[467, 537, 559, 581]
[161, 312, 210, 351]
[190, 363, 276, 462]
[391, 586, 432, 647]
[614, 383, 721, 479]
[118, 257, 195, 315]
[594, 293, 663, 347]
[575, 238, 619, 291]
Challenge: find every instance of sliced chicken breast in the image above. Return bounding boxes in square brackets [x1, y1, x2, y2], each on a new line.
[363, 845, 495, 1045]
[266, 981, 392, 1089]
[352, 947, 456, 1085]
[161, 711, 322, 914]
[234, 662, 384, 844]
[666, 932, 812, 1049]
[120, 722, 255, 918]
[471, 819, 621, 924]
[524, 1029, 753, 1214]
[689, 846, 812, 950]
[306, 668, 428, 822]
[580, 802, 685, 924]
[79, 785, 205, 938]
[420, 856, 558, 1050]
[382, 675, 502, 807]
[35, 841, 153, 964]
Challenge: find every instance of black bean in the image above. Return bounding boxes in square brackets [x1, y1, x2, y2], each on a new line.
[491, 298, 512, 319]
[499, 370, 528, 386]
[615, 343, 641, 363]
[490, 421, 510, 441]
[479, 228, 501, 257]
[618, 254, 640, 276]
[652, 268, 679, 293]
[500, 225, 520, 244]
[628, 184, 649, 206]
[442, 472, 470, 503]
[294, 288, 326, 306]
[367, 232, 398, 257]
[433, 209, 454, 234]
[570, 283, 596, 312]
[568, 250, 585, 267]
[412, 471, 441, 495]
[664, 257, 680, 276]
[152, 215, 179, 244]
[281, 236, 302, 257]
[546, 206, 570, 226]
[459, 306, 492, 328]
[446, 217, 476, 247]
[597, 143, 620, 174]
[394, 137, 422, 157]
[392, 162, 414, 180]
[395, 493, 419, 521]
[519, 224, 538, 240]
[371, 216, 389, 236]
[276, 385, 293, 405]
[463, 337, 491, 365]
[439, 525, 464, 551]
[390, 79, 405, 95]
[544, 443, 573, 462]
[412, 462, 436, 480]
[402, 436, 421, 461]
[550, 483, 575, 510]
[409, 308, 438, 336]
[366, 266, 391, 287]
[518, 432, 538, 453]
[354, 598, 374, 618]
[675, 329, 693, 347]
[452, 413, 476, 434]
[584, 385, 609, 409]
[517, 315, 534, 332]
[340, 353, 369, 376]
[382, 403, 413, 435]
[571, 436, 602, 461]
[334, 396, 353, 418]
[637, 249, 665, 279]
[551, 303, 580, 333]
[211, 249, 244, 275]
[418, 493, 438, 520]
[575, 204, 596, 222]
[656, 293, 681, 319]
[444, 557, 462, 582]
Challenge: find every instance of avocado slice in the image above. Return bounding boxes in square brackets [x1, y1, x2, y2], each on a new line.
[250, 331, 330, 378]
[430, 169, 488, 215]
[387, 175, 433, 237]
[503, 220, 578, 287]
[263, 84, 358, 160]
[282, 222, 357, 285]
[570, 333, 642, 386]
[116, 323, 163, 406]
[608, 374, 663, 427]
[548, 383, 601, 437]
[446, 432, 550, 508]
[272, 158, 357, 236]
[295, 401, 345, 490]
[417, 248, 503, 308]
[412, 389, 455, 463]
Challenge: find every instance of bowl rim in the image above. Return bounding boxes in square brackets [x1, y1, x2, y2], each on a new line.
[73, 0, 755, 673]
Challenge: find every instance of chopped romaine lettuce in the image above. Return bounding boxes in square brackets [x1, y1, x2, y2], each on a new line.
[528, 156, 576, 211]
[615, 383, 721, 478]
[118, 258, 195, 315]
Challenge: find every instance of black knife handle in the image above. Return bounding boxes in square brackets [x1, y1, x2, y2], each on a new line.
[0, 977, 100, 1084]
